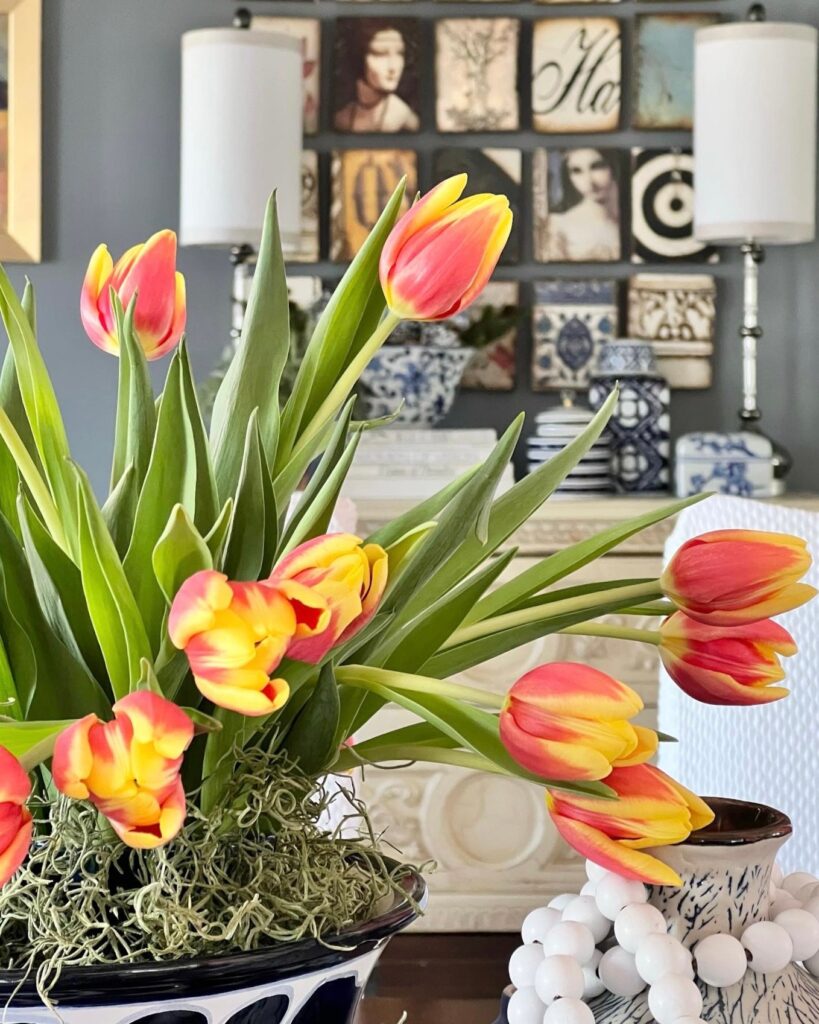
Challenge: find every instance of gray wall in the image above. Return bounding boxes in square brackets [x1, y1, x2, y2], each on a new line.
[13, 0, 819, 494]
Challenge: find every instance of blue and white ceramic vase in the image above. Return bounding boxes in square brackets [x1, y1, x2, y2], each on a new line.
[589, 341, 670, 494]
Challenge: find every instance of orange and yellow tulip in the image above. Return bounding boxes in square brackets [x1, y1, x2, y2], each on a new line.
[169, 570, 327, 717]
[379, 174, 513, 321]
[52, 692, 194, 850]
[661, 529, 815, 626]
[659, 611, 797, 706]
[270, 534, 388, 664]
[499, 663, 658, 782]
[0, 746, 32, 888]
[548, 763, 715, 886]
[81, 229, 186, 360]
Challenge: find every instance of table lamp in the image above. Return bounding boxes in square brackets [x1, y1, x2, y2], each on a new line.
[179, 14, 303, 342]
[693, 7, 818, 492]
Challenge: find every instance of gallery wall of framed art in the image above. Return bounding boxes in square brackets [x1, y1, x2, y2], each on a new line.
[248, 0, 740, 422]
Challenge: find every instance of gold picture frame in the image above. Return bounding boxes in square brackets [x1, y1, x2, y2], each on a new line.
[0, 0, 40, 262]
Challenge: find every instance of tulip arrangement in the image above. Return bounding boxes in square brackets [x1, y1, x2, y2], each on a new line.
[0, 173, 813, 986]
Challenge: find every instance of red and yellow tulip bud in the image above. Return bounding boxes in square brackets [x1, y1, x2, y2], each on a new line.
[0, 746, 32, 887]
[81, 229, 186, 360]
[52, 692, 194, 850]
[659, 611, 797, 706]
[661, 529, 816, 626]
[169, 570, 328, 716]
[499, 663, 658, 783]
[379, 174, 513, 321]
[269, 534, 388, 664]
[548, 763, 715, 886]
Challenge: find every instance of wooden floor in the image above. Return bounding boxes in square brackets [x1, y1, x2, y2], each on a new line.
[356, 934, 517, 1024]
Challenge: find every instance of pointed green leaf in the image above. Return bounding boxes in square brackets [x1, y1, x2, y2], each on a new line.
[135, 658, 164, 696]
[110, 294, 156, 490]
[222, 411, 275, 580]
[280, 664, 341, 775]
[0, 633, 19, 720]
[152, 504, 213, 605]
[102, 462, 138, 558]
[205, 499, 234, 568]
[178, 341, 219, 534]
[0, 720, 76, 769]
[183, 706, 223, 735]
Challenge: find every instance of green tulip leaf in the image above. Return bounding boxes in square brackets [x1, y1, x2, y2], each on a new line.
[152, 504, 212, 605]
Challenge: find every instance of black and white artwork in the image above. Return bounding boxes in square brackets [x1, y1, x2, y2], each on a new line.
[333, 18, 421, 134]
[631, 149, 718, 264]
[533, 147, 623, 263]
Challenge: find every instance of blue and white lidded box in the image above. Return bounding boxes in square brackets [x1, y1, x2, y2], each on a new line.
[674, 432, 776, 498]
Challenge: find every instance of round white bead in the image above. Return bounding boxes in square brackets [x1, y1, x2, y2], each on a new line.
[598, 946, 647, 997]
[647, 974, 704, 1024]
[548, 893, 576, 912]
[563, 895, 611, 944]
[542, 998, 595, 1024]
[522, 907, 562, 945]
[803, 894, 819, 921]
[635, 932, 694, 985]
[796, 880, 819, 904]
[771, 862, 784, 888]
[770, 889, 802, 917]
[509, 943, 546, 989]
[535, 955, 585, 1004]
[693, 933, 747, 987]
[742, 921, 793, 973]
[783, 871, 816, 896]
[506, 986, 546, 1024]
[542, 922, 596, 965]
[580, 880, 597, 897]
[774, 908, 819, 961]
[803, 948, 819, 977]
[614, 903, 667, 954]
[586, 859, 609, 884]
[595, 875, 648, 921]
[582, 949, 605, 999]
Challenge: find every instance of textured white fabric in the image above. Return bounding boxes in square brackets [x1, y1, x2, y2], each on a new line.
[657, 496, 819, 873]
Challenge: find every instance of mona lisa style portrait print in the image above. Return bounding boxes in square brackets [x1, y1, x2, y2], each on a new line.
[333, 18, 421, 134]
[533, 147, 623, 263]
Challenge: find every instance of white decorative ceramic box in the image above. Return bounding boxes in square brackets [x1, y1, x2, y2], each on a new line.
[674, 431, 776, 499]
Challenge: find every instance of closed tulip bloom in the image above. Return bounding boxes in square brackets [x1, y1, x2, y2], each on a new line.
[81, 229, 186, 360]
[661, 530, 815, 626]
[0, 746, 33, 887]
[548, 763, 715, 886]
[52, 692, 194, 850]
[659, 611, 797, 706]
[169, 570, 328, 716]
[499, 663, 658, 783]
[379, 174, 513, 321]
[269, 534, 388, 664]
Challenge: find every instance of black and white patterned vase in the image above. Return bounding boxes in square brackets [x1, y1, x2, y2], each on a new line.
[590, 798, 819, 1024]
[589, 340, 670, 494]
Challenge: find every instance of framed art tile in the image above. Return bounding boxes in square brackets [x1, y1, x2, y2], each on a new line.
[631, 149, 719, 264]
[460, 281, 519, 391]
[252, 17, 320, 135]
[330, 149, 417, 261]
[333, 18, 420, 133]
[532, 18, 621, 134]
[628, 273, 716, 342]
[290, 151, 320, 264]
[531, 280, 618, 391]
[634, 14, 719, 130]
[533, 148, 623, 263]
[435, 19, 520, 132]
[433, 148, 522, 263]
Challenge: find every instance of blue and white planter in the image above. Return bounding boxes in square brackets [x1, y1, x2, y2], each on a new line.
[0, 865, 426, 1023]
[357, 344, 473, 426]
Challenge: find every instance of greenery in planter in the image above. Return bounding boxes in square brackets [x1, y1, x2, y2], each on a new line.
[0, 173, 812, 1004]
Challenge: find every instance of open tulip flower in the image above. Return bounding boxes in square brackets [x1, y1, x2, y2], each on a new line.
[661, 529, 816, 626]
[379, 174, 513, 321]
[547, 763, 715, 886]
[81, 228, 186, 360]
[659, 611, 797, 706]
[52, 693, 194, 850]
[500, 663, 658, 782]
[269, 534, 388, 665]
[169, 570, 327, 716]
[0, 747, 33, 887]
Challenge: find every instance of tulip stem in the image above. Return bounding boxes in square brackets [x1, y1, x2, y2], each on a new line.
[0, 407, 68, 553]
[336, 664, 505, 709]
[558, 623, 663, 646]
[292, 311, 403, 461]
[445, 581, 664, 648]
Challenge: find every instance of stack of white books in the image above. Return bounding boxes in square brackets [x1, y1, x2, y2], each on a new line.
[341, 428, 515, 502]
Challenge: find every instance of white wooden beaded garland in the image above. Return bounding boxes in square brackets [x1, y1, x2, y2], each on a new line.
[506, 861, 819, 1024]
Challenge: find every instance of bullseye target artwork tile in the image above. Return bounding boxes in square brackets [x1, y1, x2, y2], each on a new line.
[631, 148, 719, 264]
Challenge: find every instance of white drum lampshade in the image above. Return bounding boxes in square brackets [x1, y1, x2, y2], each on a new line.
[180, 28, 303, 251]
[694, 22, 818, 245]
